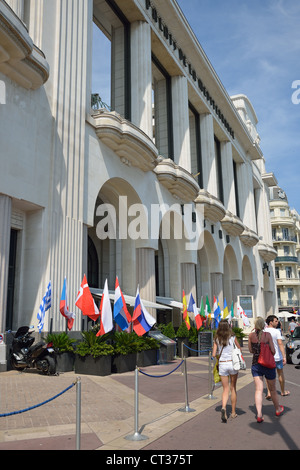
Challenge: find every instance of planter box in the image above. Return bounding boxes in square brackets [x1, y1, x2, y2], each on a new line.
[188, 343, 199, 357]
[74, 355, 112, 376]
[56, 352, 75, 372]
[112, 353, 136, 374]
[136, 349, 158, 367]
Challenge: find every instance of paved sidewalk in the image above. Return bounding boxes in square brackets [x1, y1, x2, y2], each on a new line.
[0, 350, 299, 451]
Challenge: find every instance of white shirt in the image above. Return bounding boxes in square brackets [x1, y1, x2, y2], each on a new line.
[216, 336, 235, 361]
[264, 326, 282, 362]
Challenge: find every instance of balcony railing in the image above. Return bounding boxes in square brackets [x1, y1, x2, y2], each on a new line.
[275, 256, 298, 263]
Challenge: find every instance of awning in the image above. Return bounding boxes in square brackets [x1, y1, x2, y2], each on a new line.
[90, 288, 172, 310]
[156, 296, 183, 309]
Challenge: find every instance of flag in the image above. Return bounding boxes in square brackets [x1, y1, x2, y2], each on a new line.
[37, 281, 51, 333]
[205, 295, 211, 323]
[223, 298, 229, 320]
[132, 286, 156, 336]
[195, 296, 205, 329]
[113, 277, 131, 331]
[182, 290, 191, 330]
[188, 293, 201, 328]
[230, 301, 234, 319]
[213, 296, 221, 328]
[60, 277, 75, 330]
[75, 274, 99, 321]
[97, 279, 113, 336]
[237, 302, 250, 327]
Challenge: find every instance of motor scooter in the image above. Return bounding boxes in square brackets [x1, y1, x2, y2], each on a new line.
[10, 326, 56, 375]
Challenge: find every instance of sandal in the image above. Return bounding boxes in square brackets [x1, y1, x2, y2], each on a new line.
[221, 408, 227, 423]
[257, 416, 264, 423]
[265, 395, 272, 401]
[281, 391, 290, 397]
[275, 405, 284, 417]
[230, 413, 238, 419]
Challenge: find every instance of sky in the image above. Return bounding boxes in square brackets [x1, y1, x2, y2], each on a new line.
[93, 0, 300, 212]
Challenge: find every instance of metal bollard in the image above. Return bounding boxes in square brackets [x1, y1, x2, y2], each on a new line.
[179, 357, 195, 413]
[125, 367, 148, 441]
[76, 377, 81, 450]
[204, 351, 217, 400]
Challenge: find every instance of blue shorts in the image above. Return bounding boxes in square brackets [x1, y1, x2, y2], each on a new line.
[276, 360, 283, 370]
[251, 363, 276, 380]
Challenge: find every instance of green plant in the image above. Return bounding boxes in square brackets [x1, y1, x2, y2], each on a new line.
[135, 335, 159, 351]
[158, 322, 176, 339]
[176, 322, 190, 338]
[188, 326, 198, 344]
[232, 327, 246, 341]
[112, 331, 139, 355]
[45, 332, 76, 353]
[76, 342, 114, 358]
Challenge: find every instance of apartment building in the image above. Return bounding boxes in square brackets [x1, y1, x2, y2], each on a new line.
[270, 186, 300, 313]
[0, 0, 278, 368]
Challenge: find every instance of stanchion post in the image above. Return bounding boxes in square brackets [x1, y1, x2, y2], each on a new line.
[76, 377, 81, 450]
[125, 367, 148, 441]
[204, 351, 217, 400]
[179, 357, 195, 413]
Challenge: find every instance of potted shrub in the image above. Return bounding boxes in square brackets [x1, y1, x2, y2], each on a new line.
[158, 322, 176, 339]
[232, 327, 246, 347]
[111, 331, 139, 373]
[188, 326, 199, 357]
[74, 329, 114, 376]
[136, 335, 159, 367]
[45, 332, 76, 372]
[176, 322, 190, 357]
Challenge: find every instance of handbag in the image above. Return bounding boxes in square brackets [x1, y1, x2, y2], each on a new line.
[232, 339, 246, 371]
[258, 333, 276, 369]
[213, 346, 224, 383]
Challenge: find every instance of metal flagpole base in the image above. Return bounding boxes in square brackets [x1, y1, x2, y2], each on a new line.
[125, 432, 148, 441]
[204, 393, 218, 400]
[178, 405, 196, 413]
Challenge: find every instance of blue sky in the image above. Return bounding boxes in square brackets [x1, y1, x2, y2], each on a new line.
[93, 0, 300, 212]
[176, 0, 300, 211]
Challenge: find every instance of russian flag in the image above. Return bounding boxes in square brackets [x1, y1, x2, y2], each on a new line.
[113, 277, 131, 331]
[132, 287, 156, 336]
[60, 277, 75, 331]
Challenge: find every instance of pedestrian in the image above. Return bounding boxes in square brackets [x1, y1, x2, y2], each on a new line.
[288, 317, 297, 334]
[264, 315, 290, 399]
[212, 319, 241, 423]
[248, 317, 284, 423]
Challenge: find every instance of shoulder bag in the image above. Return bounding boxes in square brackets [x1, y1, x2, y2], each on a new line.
[258, 332, 276, 369]
[232, 338, 246, 371]
[213, 345, 224, 383]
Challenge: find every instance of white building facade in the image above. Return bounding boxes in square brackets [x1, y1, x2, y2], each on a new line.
[0, 0, 278, 367]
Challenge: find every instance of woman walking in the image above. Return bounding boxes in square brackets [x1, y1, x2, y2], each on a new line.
[212, 320, 241, 423]
[248, 317, 284, 423]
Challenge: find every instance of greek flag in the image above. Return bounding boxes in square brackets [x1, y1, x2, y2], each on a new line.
[37, 281, 52, 332]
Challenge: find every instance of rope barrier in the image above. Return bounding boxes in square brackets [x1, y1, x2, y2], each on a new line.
[139, 359, 184, 378]
[0, 381, 77, 418]
[183, 344, 212, 353]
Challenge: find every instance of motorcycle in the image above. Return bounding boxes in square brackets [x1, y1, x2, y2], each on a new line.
[10, 326, 56, 375]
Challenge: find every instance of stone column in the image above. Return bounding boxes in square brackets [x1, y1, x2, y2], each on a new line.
[0, 195, 12, 333]
[131, 21, 153, 139]
[211, 272, 223, 306]
[200, 113, 218, 197]
[6, 0, 24, 19]
[171, 75, 191, 172]
[181, 263, 197, 304]
[136, 248, 156, 320]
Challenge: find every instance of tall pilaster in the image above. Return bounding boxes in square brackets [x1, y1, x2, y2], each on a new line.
[200, 113, 218, 198]
[221, 141, 236, 214]
[0, 195, 12, 333]
[131, 21, 153, 138]
[211, 272, 223, 307]
[171, 75, 191, 172]
[181, 263, 197, 306]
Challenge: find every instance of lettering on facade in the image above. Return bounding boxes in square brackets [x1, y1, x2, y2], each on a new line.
[145, 0, 235, 139]
[291, 80, 300, 105]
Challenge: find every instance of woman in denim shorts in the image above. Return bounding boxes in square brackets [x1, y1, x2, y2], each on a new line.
[248, 317, 284, 423]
